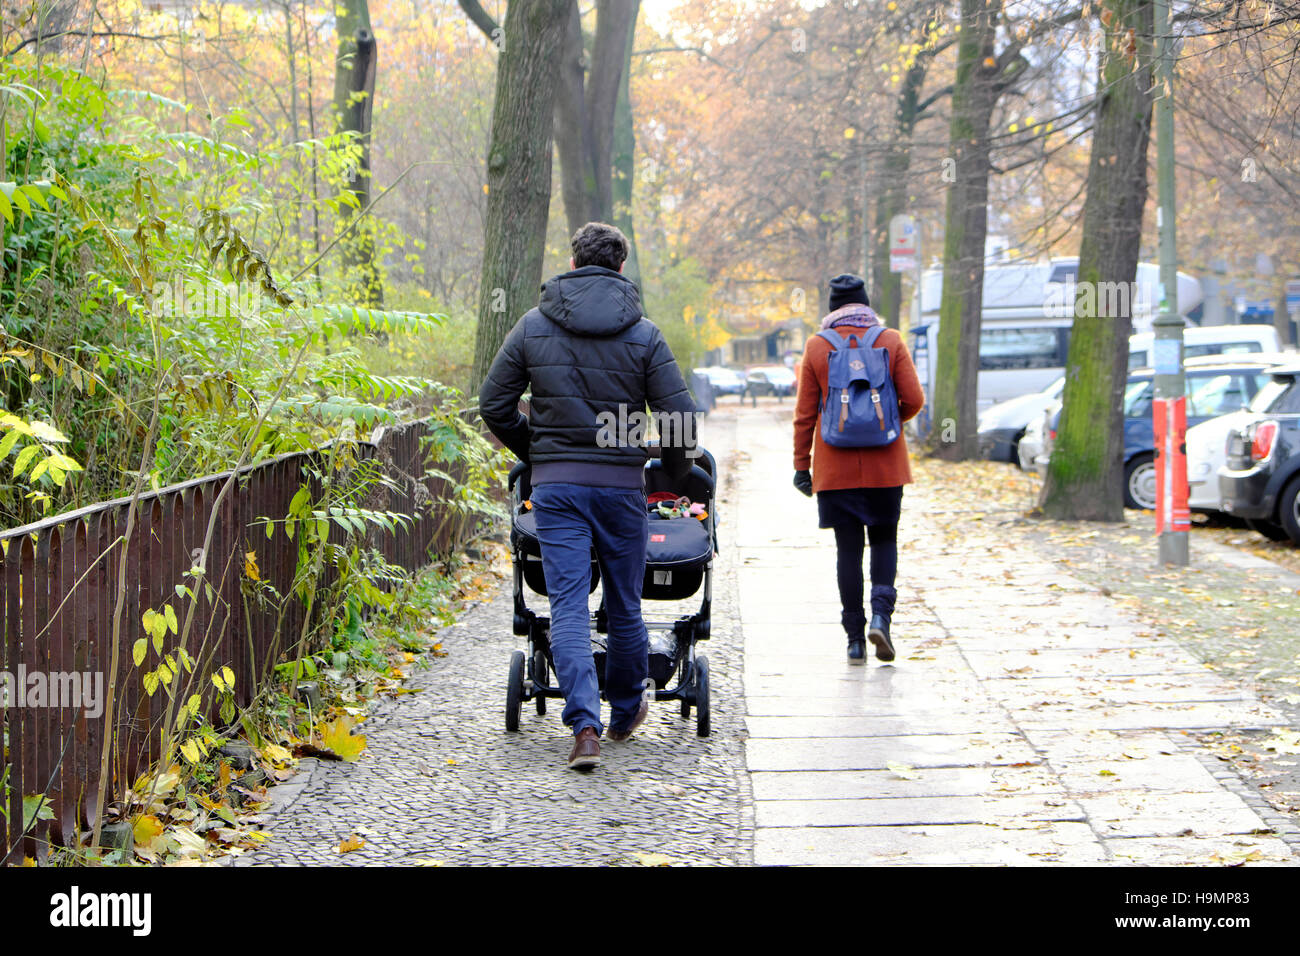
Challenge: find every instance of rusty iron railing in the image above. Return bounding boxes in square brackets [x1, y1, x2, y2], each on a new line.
[0, 419, 472, 861]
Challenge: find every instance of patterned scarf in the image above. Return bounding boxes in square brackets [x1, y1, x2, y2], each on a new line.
[820, 302, 882, 330]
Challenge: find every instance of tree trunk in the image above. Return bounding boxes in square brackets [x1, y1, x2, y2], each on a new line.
[553, 0, 596, 236]
[333, 0, 382, 306]
[931, 0, 1001, 460]
[612, 0, 642, 289]
[470, 0, 572, 392]
[1274, 276, 1293, 347]
[552, 0, 639, 237]
[464, 1, 639, 252]
[585, 0, 638, 222]
[1040, 0, 1154, 520]
[871, 62, 927, 331]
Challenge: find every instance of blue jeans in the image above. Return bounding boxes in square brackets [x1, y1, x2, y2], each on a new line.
[531, 482, 649, 737]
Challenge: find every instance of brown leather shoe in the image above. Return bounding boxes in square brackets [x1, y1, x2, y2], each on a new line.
[567, 727, 600, 770]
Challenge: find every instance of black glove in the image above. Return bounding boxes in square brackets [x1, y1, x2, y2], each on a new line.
[793, 470, 813, 497]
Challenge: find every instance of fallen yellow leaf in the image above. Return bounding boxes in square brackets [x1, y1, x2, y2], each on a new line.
[133, 814, 165, 847]
[338, 834, 366, 853]
[318, 715, 366, 762]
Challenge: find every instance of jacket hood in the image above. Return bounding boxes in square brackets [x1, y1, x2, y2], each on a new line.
[538, 265, 644, 336]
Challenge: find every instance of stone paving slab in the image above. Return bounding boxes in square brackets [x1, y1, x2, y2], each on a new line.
[755, 821, 1106, 866]
[743, 650, 968, 677]
[987, 671, 1254, 700]
[1051, 755, 1237, 794]
[746, 733, 1039, 772]
[1075, 789, 1269, 838]
[960, 645, 1209, 680]
[1010, 700, 1282, 732]
[744, 714, 1008, 738]
[750, 765, 1060, 800]
[1104, 835, 1297, 866]
[756, 794, 1084, 828]
[742, 671, 992, 702]
[742, 693, 1004, 719]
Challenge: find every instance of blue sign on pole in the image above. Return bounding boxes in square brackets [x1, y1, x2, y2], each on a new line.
[1287, 279, 1300, 312]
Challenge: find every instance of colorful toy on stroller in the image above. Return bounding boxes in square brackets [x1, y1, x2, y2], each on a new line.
[505, 449, 718, 736]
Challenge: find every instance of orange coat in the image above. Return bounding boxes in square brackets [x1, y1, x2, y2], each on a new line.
[792, 325, 925, 492]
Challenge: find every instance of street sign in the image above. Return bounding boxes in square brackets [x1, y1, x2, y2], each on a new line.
[889, 214, 918, 273]
[1286, 278, 1300, 313]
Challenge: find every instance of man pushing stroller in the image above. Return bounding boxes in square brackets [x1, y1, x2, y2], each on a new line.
[479, 222, 697, 770]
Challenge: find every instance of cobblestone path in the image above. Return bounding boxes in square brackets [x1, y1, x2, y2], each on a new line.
[237, 411, 752, 866]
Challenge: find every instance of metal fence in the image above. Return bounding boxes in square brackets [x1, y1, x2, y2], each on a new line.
[0, 419, 470, 861]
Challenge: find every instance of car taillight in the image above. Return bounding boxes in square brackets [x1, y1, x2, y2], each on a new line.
[1250, 420, 1279, 463]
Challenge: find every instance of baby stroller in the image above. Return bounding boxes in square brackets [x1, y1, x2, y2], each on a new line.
[505, 448, 718, 737]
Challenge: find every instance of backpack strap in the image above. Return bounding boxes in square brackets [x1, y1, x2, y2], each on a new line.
[820, 325, 888, 350]
[816, 329, 847, 350]
[858, 325, 888, 348]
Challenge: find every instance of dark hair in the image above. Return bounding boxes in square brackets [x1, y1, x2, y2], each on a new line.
[571, 222, 629, 271]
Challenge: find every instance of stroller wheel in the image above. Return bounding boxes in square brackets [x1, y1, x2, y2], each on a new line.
[533, 650, 548, 715]
[695, 654, 711, 737]
[506, 651, 525, 732]
[680, 697, 691, 719]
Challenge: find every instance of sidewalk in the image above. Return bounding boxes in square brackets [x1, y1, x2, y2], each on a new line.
[734, 404, 1300, 865]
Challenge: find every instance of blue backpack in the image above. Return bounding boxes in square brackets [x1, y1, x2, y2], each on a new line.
[817, 327, 901, 448]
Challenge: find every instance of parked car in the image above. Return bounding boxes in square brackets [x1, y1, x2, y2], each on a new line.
[979, 326, 1284, 466]
[1033, 356, 1279, 509]
[1220, 361, 1300, 543]
[1184, 353, 1295, 512]
[979, 376, 1065, 465]
[696, 366, 746, 397]
[745, 365, 797, 400]
[689, 369, 715, 415]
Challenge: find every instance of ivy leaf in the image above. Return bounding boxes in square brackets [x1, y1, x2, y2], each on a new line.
[132, 638, 147, 666]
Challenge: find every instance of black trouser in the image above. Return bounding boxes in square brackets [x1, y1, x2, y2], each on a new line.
[832, 521, 898, 637]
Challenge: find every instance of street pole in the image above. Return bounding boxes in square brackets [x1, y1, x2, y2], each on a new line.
[1153, 0, 1189, 566]
[913, 220, 923, 333]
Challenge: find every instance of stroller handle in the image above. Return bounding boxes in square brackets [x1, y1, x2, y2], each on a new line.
[507, 449, 713, 497]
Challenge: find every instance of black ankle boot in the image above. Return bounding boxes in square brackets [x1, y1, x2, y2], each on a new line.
[868, 613, 895, 662]
[847, 635, 866, 665]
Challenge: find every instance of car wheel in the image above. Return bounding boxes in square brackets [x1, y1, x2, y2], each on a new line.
[1123, 453, 1157, 511]
[1277, 476, 1300, 546]
[1246, 517, 1291, 542]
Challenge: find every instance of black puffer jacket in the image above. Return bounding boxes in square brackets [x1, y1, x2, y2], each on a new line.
[479, 266, 696, 478]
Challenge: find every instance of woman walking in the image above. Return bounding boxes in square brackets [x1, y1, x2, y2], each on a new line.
[792, 274, 925, 664]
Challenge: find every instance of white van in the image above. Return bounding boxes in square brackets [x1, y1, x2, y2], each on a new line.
[909, 258, 1204, 418]
[1128, 325, 1280, 370]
